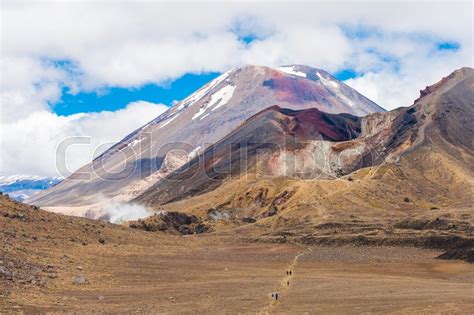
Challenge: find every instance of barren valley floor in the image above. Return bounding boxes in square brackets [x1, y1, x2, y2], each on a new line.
[1, 190, 473, 314]
[2, 238, 473, 314]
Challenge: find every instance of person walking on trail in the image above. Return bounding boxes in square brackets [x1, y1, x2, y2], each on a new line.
[287, 281, 289, 286]
[275, 293, 279, 300]
[289, 270, 292, 276]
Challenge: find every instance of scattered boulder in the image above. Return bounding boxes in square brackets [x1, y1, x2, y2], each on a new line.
[177, 225, 192, 235]
[39, 278, 47, 287]
[0, 266, 12, 279]
[194, 224, 210, 234]
[72, 274, 88, 285]
[242, 217, 256, 223]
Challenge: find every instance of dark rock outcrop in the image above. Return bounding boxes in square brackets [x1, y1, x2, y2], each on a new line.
[129, 211, 210, 235]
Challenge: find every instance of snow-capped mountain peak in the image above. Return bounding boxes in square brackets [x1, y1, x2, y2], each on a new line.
[30, 64, 384, 212]
[278, 65, 307, 77]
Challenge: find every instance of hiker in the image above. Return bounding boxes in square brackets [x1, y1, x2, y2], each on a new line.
[290, 270, 292, 276]
[275, 293, 279, 300]
[287, 281, 289, 286]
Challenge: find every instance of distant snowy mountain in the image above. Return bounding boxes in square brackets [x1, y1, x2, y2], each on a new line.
[0, 175, 60, 202]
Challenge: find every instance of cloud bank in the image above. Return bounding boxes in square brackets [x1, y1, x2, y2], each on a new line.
[1, 101, 168, 176]
[1, 1, 472, 176]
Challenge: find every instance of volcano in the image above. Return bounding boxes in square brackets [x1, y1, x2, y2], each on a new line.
[30, 65, 383, 212]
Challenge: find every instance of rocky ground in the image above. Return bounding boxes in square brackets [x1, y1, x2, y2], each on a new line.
[1, 193, 474, 313]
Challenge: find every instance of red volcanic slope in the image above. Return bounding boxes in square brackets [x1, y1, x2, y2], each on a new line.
[263, 73, 330, 104]
[135, 105, 362, 206]
[247, 105, 361, 142]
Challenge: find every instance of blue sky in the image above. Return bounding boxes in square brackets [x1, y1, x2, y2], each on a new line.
[436, 41, 461, 51]
[52, 72, 220, 115]
[51, 68, 363, 115]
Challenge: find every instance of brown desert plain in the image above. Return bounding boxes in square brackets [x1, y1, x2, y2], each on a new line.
[1, 195, 473, 314]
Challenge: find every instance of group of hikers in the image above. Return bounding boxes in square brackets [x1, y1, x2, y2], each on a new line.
[286, 269, 292, 287]
[271, 269, 294, 300]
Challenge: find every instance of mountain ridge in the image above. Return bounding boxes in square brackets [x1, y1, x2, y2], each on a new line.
[0, 175, 60, 202]
[135, 67, 473, 216]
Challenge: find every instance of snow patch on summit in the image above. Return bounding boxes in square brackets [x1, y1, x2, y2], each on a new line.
[317, 72, 339, 88]
[317, 72, 355, 107]
[210, 85, 236, 111]
[128, 137, 144, 147]
[278, 66, 307, 78]
[192, 84, 236, 120]
[159, 114, 178, 128]
[178, 69, 233, 111]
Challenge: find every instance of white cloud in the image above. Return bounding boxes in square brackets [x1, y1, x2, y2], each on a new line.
[0, 1, 472, 176]
[344, 31, 473, 108]
[0, 56, 66, 123]
[2, 2, 471, 90]
[0, 101, 168, 176]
